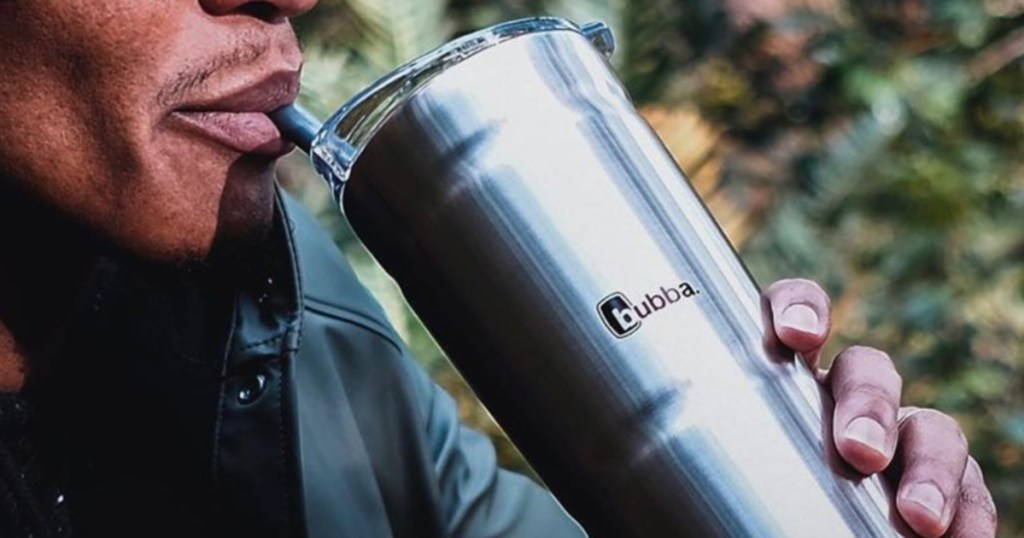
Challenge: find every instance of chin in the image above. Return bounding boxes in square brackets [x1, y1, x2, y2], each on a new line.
[110, 167, 279, 271]
[128, 208, 276, 271]
[203, 162, 281, 267]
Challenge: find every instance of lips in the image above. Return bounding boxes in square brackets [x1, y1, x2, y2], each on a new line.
[172, 110, 293, 156]
[170, 70, 299, 157]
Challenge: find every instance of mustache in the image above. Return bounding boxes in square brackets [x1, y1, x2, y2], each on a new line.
[156, 32, 293, 108]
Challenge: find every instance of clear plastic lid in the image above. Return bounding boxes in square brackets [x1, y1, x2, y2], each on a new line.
[307, 17, 615, 197]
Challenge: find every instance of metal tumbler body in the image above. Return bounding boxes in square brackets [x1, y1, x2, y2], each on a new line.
[295, 18, 901, 537]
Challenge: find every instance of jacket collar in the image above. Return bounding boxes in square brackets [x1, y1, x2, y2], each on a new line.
[220, 190, 304, 377]
[56, 188, 306, 380]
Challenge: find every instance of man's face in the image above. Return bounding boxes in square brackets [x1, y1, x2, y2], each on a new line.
[0, 0, 317, 263]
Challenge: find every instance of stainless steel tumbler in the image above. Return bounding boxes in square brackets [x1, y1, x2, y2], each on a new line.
[275, 17, 902, 537]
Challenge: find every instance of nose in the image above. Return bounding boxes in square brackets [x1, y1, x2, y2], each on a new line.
[200, 0, 318, 20]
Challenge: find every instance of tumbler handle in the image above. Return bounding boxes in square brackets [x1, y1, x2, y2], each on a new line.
[272, 18, 618, 209]
[580, 21, 616, 58]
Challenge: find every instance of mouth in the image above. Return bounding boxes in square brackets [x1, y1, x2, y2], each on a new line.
[170, 70, 300, 157]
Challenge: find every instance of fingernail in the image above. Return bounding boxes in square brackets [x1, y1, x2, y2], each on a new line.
[779, 304, 819, 334]
[905, 482, 945, 520]
[844, 417, 887, 455]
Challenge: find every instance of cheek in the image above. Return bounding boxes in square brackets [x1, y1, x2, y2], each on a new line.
[148, 138, 229, 247]
[0, 2, 201, 254]
[0, 115, 253, 264]
[0, 1, 280, 263]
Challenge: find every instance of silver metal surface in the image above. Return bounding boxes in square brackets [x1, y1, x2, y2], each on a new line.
[286, 17, 903, 538]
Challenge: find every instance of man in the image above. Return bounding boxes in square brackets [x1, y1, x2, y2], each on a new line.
[0, 0, 997, 537]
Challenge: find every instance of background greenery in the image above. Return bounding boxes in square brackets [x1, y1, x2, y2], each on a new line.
[278, 0, 1024, 534]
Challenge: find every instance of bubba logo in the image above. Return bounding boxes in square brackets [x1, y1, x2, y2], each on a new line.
[597, 283, 700, 338]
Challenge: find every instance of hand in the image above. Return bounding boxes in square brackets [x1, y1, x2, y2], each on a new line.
[763, 279, 998, 538]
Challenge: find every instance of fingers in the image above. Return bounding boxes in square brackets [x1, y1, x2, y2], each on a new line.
[762, 280, 997, 537]
[762, 279, 831, 368]
[895, 408, 971, 538]
[829, 356, 995, 538]
[828, 346, 901, 474]
[946, 457, 998, 538]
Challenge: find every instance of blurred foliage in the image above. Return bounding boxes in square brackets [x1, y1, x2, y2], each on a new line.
[280, 0, 1024, 534]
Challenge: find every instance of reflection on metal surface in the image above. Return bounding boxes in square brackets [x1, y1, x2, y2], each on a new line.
[282, 17, 902, 538]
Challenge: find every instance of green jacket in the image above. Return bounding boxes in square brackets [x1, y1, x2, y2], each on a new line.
[34, 192, 584, 537]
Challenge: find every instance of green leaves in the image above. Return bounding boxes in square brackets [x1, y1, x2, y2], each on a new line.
[346, 0, 449, 69]
[295, 0, 449, 115]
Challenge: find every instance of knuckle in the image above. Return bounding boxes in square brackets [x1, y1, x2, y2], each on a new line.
[903, 409, 968, 449]
[763, 279, 796, 298]
[832, 346, 902, 394]
[765, 278, 830, 307]
[959, 483, 998, 530]
[900, 453, 946, 476]
[874, 367, 903, 395]
[963, 457, 995, 504]
[966, 457, 986, 482]
[845, 345, 895, 368]
[792, 279, 829, 305]
[897, 406, 923, 421]
[844, 385, 900, 414]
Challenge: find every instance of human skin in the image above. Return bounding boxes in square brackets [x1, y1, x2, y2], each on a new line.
[0, 1, 998, 536]
[0, 0, 313, 386]
[0, 0, 312, 263]
[764, 279, 997, 537]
